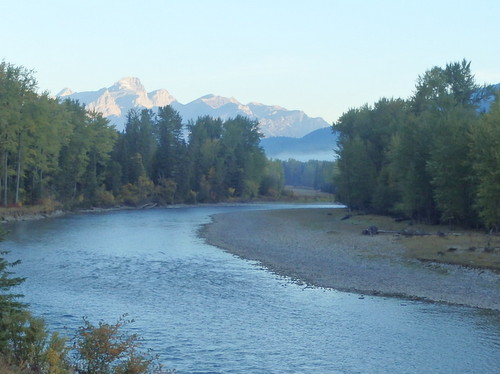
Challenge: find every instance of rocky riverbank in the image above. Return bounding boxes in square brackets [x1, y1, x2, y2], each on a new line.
[201, 208, 500, 311]
[0, 208, 65, 223]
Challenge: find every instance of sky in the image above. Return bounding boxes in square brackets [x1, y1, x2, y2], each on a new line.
[2, 0, 500, 124]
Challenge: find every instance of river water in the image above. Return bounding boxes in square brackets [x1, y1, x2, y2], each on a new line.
[2, 205, 499, 373]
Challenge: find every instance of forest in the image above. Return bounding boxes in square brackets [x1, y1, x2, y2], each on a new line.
[333, 60, 500, 231]
[282, 159, 336, 193]
[2, 58, 499, 230]
[0, 61, 297, 211]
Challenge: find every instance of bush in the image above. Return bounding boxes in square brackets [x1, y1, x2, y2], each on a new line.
[0, 310, 70, 374]
[120, 177, 155, 206]
[1, 232, 171, 374]
[93, 187, 116, 208]
[72, 315, 169, 374]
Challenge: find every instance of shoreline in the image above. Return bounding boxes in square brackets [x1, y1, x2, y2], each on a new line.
[0, 209, 66, 223]
[201, 208, 500, 311]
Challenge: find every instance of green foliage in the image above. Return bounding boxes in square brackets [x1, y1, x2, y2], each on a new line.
[259, 159, 285, 197]
[153, 107, 185, 182]
[122, 110, 157, 182]
[0, 229, 26, 355]
[333, 60, 499, 228]
[0, 61, 38, 206]
[335, 136, 376, 210]
[1, 311, 169, 374]
[46, 332, 71, 374]
[426, 106, 477, 225]
[120, 176, 155, 207]
[0, 60, 282, 208]
[72, 315, 167, 374]
[186, 115, 267, 202]
[154, 178, 177, 205]
[281, 159, 335, 193]
[1, 221, 173, 374]
[386, 114, 437, 221]
[5, 313, 70, 374]
[0, 236, 70, 374]
[334, 99, 407, 212]
[93, 186, 116, 208]
[0, 254, 26, 355]
[470, 93, 500, 230]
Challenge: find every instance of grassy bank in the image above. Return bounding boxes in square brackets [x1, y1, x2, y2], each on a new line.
[0, 200, 64, 222]
[285, 207, 500, 272]
[280, 186, 335, 203]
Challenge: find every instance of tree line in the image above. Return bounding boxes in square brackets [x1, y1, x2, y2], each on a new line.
[333, 60, 500, 230]
[282, 159, 335, 193]
[0, 61, 286, 209]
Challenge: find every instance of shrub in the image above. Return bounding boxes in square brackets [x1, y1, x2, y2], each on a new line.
[72, 315, 169, 374]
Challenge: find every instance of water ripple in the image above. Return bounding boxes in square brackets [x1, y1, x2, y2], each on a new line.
[2, 206, 499, 374]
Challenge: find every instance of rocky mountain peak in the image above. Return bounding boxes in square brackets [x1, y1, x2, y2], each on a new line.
[110, 77, 146, 93]
[200, 94, 241, 109]
[57, 78, 330, 137]
[56, 87, 74, 97]
[149, 89, 176, 107]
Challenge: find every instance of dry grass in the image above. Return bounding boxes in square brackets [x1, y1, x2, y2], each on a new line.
[271, 207, 500, 272]
[402, 234, 500, 270]
[282, 186, 335, 202]
[0, 200, 62, 222]
[0, 357, 27, 374]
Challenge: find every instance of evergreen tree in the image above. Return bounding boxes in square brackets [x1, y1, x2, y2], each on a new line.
[0, 61, 37, 205]
[153, 106, 187, 202]
[55, 99, 91, 202]
[0, 230, 26, 353]
[122, 109, 157, 183]
[80, 111, 117, 202]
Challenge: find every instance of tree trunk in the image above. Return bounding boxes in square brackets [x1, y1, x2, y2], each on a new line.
[3, 150, 8, 205]
[39, 168, 43, 200]
[15, 141, 21, 205]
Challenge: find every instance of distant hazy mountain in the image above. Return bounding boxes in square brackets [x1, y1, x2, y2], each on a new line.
[57, 77, 329, 138]
[260, 127, 338, 161]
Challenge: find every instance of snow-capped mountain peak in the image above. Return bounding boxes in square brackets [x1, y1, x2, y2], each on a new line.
[57, 78, 330, 137]
[110, 77, 146, 93]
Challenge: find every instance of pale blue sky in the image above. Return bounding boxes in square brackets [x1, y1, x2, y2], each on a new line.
[2, 0, 499, 123]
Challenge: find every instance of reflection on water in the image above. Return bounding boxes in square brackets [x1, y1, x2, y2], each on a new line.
[2, 205, 499, 374]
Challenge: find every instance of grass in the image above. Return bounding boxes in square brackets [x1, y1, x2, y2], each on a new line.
[349, 211, 500, 271]
[402, 234, 500, 270]
[273, 207, 500, 272]
[281, 186, 335, 203]
[0, 200, 62, 221]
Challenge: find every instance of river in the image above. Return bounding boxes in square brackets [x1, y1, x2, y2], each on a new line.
[2, 205, 499, 373]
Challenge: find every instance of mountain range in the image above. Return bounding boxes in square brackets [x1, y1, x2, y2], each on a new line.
[57, 79, 499, 162]
[57, 77, 330, 138]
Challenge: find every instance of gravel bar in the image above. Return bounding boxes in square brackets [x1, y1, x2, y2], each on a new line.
[200, 208, 500, 311]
